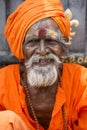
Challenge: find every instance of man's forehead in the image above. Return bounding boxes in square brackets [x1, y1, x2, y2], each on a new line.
[31, 18, 58, 30]
[25, 18, 62, 38]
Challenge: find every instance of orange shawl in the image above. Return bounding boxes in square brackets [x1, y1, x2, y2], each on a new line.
[4, 0, 70, 59]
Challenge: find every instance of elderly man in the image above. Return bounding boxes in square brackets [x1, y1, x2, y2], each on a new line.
[0, 0, 87, 130]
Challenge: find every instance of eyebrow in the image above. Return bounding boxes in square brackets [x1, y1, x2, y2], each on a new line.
[24, 33, 38, 44]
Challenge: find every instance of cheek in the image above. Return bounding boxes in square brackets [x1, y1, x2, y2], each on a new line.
[49, 46, 63, 56]
[22, 46, 30, 60]
[23, 46, 36, 60]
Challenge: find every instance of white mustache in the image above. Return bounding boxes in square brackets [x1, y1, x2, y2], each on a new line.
[25, 53, 61, 69]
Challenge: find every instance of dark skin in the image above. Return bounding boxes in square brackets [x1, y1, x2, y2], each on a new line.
[22, 18, 65, 129]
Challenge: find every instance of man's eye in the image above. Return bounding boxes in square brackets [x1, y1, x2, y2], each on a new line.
[46, 39, 58, 45]
[26, 39, 40, 46]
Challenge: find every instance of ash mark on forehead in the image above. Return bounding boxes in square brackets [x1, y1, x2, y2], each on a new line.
[31, 20, 42, 30]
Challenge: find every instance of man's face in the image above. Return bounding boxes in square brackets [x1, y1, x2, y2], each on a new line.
[23, 18, 63, 88]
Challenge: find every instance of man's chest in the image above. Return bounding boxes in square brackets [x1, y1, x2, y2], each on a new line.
[25, 86, 58, 129]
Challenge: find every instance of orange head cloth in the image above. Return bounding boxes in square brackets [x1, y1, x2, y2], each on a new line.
[4, 0, 70, 59]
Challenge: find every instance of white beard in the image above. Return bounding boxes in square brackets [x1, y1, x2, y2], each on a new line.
[25, 54, 61, 88]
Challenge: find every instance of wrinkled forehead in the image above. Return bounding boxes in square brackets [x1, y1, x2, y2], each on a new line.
[25, 18, 62, 38]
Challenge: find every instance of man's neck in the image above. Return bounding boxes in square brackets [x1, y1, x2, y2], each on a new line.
[25, 81, 59, 130]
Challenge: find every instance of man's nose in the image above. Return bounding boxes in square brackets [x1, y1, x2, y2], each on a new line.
[36, 40, 50, 55]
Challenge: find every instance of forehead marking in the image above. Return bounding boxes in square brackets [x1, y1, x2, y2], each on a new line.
[38, 29, 47, 37]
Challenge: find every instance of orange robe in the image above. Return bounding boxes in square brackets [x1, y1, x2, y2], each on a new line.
[0, 63, 87, 130]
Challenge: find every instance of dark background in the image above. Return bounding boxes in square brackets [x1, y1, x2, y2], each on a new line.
[0, 0, 87, 67]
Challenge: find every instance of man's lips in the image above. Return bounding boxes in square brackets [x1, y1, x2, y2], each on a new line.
[33, 58, 54, 66]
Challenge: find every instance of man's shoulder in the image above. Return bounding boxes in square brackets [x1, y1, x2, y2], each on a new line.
[63, 63, 86, 71]
[62, 63, 87, 79]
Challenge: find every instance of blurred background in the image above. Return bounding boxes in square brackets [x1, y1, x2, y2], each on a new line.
[0, 0, 87, 67]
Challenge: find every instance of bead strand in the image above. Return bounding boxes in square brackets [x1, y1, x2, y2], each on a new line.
[23, 68, 40, 130]
[58, 70, 68, 130]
